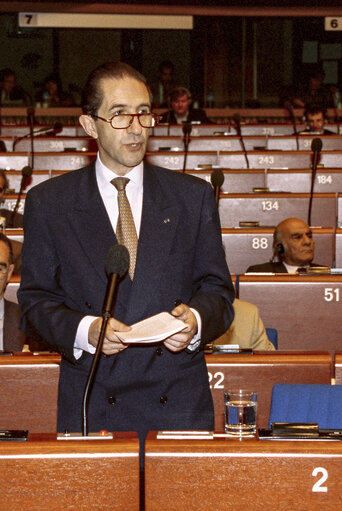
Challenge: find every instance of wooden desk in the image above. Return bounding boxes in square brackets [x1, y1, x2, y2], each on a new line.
[218, 192, 337, 228]
[35, 151, 96, 171]
[205, 352, 332, 431]
[334, 353, 342, 384]
[222, 227, 335, 274]
[0, 153, 29, 170]
[148, 134, 342, 152]
[146, 150, 342, 170]
[145, 433, 342, 511]
[151, 123, 308, 137]
[2, 136, 97, 153]
[0, 125, 85, 137]
[0, 352, 60, 432]
[2, 193, 26, 216]
[267, 168, 342, 194]
[6, 169, 51, 193]
[335, 228, 342, 267]
[0, 432, 139, 511]
[238, 275, 342, 352]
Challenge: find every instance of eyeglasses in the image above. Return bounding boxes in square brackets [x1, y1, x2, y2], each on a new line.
[92, 113, 160, 129]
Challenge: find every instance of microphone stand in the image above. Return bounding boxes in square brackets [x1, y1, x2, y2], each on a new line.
[81, 295, 115, 436]
[286, 102, 299, 150]
[8, 166, 32, 227]
[233, 115, 249, 169]
[182, 122, 192, 173]
[27, 106, 35, 169]
[308, 138, 322, 226]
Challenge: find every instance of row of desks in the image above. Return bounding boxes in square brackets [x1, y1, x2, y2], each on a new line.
[3, 149, 342, 172]
[5, 274, 342, 354]
[3, 225, 342, 274]
[2, 431, 341, 510]
[3, 191, 342, 228]
[1, 122, 339, 137]
[0, 351, 339, 434]
[2, 133, 342, 152]
[8, 168, 342, 195]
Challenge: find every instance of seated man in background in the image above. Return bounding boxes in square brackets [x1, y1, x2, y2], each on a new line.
[298, 104, 334, 135]
[0, 233, 26, 351]
[212, 298, 275, 351]
[159, 86, 210, 124]
[246, 218, 321, 274]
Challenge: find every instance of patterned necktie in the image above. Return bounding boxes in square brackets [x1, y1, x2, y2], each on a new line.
[111, 177, 138, 279]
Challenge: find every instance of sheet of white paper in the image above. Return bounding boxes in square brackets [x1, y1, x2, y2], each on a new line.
[116, 311, 186, 343]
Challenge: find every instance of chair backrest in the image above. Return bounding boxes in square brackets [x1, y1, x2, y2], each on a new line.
[265, 328, 278, 349]
[268, 383, 342, 429]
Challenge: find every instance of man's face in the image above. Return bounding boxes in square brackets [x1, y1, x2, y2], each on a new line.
[306, 112, 324, 133]
[2, 74, 15, 94]
[280, 219, 315, 266]
[171, 93, 190, 116]
[81, 76, 151, 175]
[160, 67, 173, 85]
[0, 241, 13, 298]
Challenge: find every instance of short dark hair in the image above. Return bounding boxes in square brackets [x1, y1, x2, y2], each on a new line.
[81, 61, 149, 117]
[170, 86, 191, 102]
[304, 103, 326, 120]
[0, 233, 13, 265]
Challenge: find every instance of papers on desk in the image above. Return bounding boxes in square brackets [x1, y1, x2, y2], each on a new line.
[115, 312, 186, 344]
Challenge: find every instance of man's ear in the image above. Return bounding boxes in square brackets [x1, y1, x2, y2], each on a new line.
[6, 263, 14, 284]
[79, 114, 98, 139]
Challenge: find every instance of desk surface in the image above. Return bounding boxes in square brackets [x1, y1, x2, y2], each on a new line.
[0, 432, 139, 511]
[145, 433, 342, 511]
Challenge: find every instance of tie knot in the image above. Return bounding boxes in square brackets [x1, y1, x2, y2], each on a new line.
[111, 177, 129, 192]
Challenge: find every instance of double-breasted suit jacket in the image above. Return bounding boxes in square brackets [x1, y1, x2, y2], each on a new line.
[18, 162, 234, 435]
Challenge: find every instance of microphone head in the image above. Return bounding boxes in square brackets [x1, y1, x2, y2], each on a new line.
[105, 244, 130, 278]
[311, 137, 322, 152]
[21, 165, 33, 177]
[52, 122, 63, 134]
[182, 122, 192, 135]
[211, 168, 224, 188]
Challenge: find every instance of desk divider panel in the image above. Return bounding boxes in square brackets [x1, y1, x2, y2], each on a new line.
[222, 227, 335, 274]
[0, 432, 139, 511]
[238, 275, 342, 352]
[205, 352, 332, 431]
[145, 433, 342, 511]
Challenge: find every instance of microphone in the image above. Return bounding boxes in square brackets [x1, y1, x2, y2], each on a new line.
[82, 244, 129, 436]
[182, 122, 192, 173]
[308, 137, 322, 226]
[8, 166, 33, 228]
[331, 88, 340, 134]
[232, 113, 249, 169]
[211, 168, 224, 206]
[285, 101, 299, 150]
[12, 122, 63, 151]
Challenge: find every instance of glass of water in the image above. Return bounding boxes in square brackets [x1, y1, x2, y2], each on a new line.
[224, 389, 258, 437]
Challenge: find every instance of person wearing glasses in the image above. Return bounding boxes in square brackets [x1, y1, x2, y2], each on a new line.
[18, 62, 234, 444]
[0, 233, 25, 351]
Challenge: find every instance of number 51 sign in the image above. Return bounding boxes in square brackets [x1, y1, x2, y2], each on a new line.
[325, 17, 342, 30]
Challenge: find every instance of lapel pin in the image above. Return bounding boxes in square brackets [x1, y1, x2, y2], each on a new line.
[163, 218, 171, 224]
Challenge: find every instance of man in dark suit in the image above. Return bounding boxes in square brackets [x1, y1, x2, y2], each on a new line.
[0, 233, 25, 351]
[298, 104, 335, 135]
[18, 62, 234, 438]
[159, 86, 210, 124]
[246, 218, 321, 274]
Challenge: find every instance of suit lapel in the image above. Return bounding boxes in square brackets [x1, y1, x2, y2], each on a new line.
[67, 164, 117, 285]
[125, 164, 180, 322]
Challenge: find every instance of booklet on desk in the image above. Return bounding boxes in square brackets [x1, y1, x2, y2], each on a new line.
[115, 311, 186, 344]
